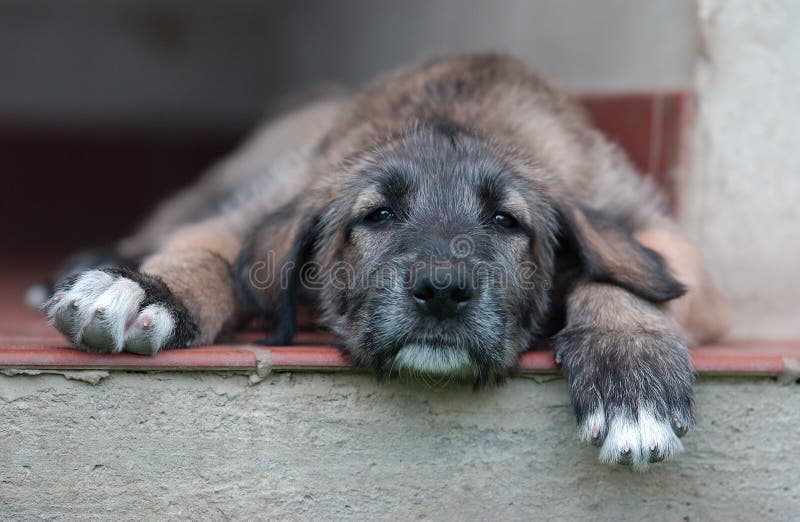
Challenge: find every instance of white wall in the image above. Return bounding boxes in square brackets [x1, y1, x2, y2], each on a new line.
[683, 0, 800, 338]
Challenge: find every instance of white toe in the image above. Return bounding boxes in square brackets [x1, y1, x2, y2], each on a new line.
[599, 414, 641, 464]
[599, 405, 683, 471]
[80, 278, 144, 352]
[637, 408, 683, 461]
[124, 304, 175, 355]
[47, 270, 115, 343]
[578, 406, 606, 444]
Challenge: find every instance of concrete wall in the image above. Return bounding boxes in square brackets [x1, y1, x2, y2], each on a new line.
[683, 0, 800, 338]
[1, 371, 798, 520]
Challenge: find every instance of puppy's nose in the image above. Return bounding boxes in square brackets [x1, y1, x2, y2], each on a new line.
[411, 267, 474, 320]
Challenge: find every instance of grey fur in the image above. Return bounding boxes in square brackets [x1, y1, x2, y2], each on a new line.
[45, 53, 728, 470]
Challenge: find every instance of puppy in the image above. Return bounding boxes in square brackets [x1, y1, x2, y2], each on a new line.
[44, 53, 729, 470]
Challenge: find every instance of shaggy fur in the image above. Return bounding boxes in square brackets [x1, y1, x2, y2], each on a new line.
[44, 53, 729, 470]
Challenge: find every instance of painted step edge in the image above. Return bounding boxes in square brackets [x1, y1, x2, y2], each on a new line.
[1, 341, 799, 378]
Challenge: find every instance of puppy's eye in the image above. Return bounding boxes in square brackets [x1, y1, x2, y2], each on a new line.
[492, 211, 519, 229]
[364, 207, 395, 224]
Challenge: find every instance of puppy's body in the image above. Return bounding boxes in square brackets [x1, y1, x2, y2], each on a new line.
[46, 54, 728, 470]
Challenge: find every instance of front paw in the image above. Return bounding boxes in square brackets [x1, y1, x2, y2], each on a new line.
[555, 328, 694, 471]
[44, 268, 197, 355]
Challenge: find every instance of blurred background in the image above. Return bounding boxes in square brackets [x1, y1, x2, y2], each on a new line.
[1, 0, 797, 338]
[0, 1, 697, 128]
[0, 0, 697, 253]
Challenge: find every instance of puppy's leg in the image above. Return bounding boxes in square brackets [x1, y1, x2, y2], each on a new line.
[554, 282, 694, 471]
[45, 215, 245, 354]
[43, 98, 342, 343]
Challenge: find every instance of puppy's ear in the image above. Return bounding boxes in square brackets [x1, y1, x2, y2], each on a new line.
[556, 205, 685, 303]
[234, 197, 320, 345]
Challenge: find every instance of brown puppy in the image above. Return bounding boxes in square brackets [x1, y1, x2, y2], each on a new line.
[45, 54, 729, 470]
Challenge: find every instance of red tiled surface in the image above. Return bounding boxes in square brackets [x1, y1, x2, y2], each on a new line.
[2, 263, 798, 377]
[581, 93, 691, 199]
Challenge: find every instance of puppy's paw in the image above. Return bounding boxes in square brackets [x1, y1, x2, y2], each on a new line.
[44, 268, 197, 355]
[556, 329, 694, 471]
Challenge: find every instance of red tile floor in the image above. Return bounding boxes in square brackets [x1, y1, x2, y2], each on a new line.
[0, 262, 797, 377]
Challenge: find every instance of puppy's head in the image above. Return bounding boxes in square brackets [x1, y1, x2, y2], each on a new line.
[238, 121, 684, 384]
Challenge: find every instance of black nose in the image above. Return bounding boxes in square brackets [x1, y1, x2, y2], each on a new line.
[411, 266, 475, 320]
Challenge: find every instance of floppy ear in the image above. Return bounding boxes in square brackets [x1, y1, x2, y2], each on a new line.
[234, 198, 320, 345]
[556, 205, 686, 303]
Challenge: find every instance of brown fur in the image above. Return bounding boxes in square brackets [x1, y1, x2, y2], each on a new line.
[49, 53, 729, 469]
[68, 51, 727, 355]
[138, 216, 246, 344]
[54, 51, 730, 359]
